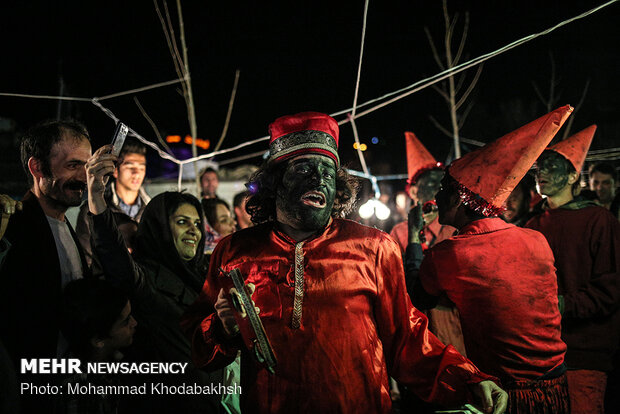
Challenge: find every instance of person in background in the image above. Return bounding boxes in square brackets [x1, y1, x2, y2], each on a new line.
[202, 198, 237, 255]
[587, 162, 619, 218]
[525, 125, 620, 414]
[232, 191, 253, 230]
[200, 167, 220, 199]
[501, 174, 535, 227]
[57, 278, 137, 414]
[183, 111, 507, 414]
[76, 138, 150, 273]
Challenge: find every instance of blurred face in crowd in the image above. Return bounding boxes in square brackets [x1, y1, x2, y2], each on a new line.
[169, 203, 202, 261]
[590, 171, 616, 204]
[409, 169, 444, 205]
[276, 155, 336, 232]
[100, 301, 137, 350]
[213, 204, 236, 237]
[114, 152, 146, 193]
[535, 151, 574, 197]
[201, 171, 219, 198]
[36, 134, 91, 209]
[502, 185, 527, 223]
[435, 176, 460, 226]
[234, 197, 252, 229]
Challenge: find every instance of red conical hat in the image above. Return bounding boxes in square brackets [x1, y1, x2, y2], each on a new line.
[405, 131, 443, 185]
[448, 105, 573, 216]
[548, 125, 596, 172]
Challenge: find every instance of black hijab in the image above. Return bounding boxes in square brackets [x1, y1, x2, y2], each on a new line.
[133, 192, 207, 292]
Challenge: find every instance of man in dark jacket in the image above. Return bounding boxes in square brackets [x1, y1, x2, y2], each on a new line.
[76, 138, 150, 274]
[0, 120, 92, 412]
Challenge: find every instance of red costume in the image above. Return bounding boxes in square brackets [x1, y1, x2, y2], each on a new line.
[419, 217, 566, 381]
[417, 105, 574, 413]
[183, 219, 494, 413]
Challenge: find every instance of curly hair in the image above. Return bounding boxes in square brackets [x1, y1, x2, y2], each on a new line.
[245, 160, 359, 225]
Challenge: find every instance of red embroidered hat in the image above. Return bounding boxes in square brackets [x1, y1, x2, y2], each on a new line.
[268, 111, 339, 166]
[548, 125, 597, 173]
[447, 105, 573, 216]
[404, 131, 443, 186]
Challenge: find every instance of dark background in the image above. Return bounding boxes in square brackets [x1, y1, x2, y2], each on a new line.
[1, 0, 618, 194]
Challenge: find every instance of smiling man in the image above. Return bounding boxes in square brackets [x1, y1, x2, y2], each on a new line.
[183, 112, 507, 414]
[0, 120, 93, 412]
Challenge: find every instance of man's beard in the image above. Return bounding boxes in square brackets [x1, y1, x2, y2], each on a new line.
[41, 177, 86, 208]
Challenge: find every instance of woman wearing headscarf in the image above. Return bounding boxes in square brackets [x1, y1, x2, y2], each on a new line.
[85, 146, 222, 413]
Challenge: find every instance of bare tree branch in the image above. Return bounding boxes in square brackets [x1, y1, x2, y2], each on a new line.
[213, 69, 241, 152]
[454, 12, 469, 64]
[532, 81, 547, 106]
[133, 96, 174, 156]
[431, 84, 450, 101]
[424, 27, 445, 70]
[429, 115, 453, 139]
[454, 72, 467, 96]
[153, 0, 188, 99]
[455, 63, 483, 110]
[562, 78, 591, 139]
[458, 98, 476, 129]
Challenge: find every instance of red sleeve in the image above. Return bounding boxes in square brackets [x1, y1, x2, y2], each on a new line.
[181, 239, 240, 371]
[419, 248, 443, 296]
[564, 211, 620, 319]
[373, 234, 495, 406]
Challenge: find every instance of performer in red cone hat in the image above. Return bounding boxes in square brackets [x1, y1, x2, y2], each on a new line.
[183, 111, 509, 414]
[525, 124, 620, 414]
[410, 105, 573, 413]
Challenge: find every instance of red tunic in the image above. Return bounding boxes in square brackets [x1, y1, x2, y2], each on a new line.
[390, 216, 456, 253]
[183, 219, 493, 413]
[419, 218, 566, 382]
[525, 204, 620, 371]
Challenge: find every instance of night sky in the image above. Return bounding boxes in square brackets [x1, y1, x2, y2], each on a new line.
[1, 0, 618, 185]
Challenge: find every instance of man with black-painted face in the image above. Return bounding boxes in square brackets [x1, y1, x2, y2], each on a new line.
[183, 111, 507, 414]
[525, 125, 620, 414]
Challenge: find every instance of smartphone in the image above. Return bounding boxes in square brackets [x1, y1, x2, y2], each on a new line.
[110, 122, 129, 157]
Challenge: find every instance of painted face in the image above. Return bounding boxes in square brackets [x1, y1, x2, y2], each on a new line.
[169, 203, 202, 261]
[535, 151, 571, 197]
[589, 171, 616, 204]
[234, 197, 252, 229]
[276, 155, 336, 232]
[201, 171, 219, 198]
[410, 169, 444, 205]
[103, 301, 137, 350]
[114, 153, 146, 193]
[213, 203, 236, 237]
[39, 135, 92, 208]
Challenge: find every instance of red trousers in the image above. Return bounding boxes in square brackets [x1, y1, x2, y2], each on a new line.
[566, 369, 607, 414]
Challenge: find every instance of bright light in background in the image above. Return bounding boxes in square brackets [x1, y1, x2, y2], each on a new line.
[371, 137, 379, 144]
[358, 199, 391, 220]
[353, 142, 368, 151]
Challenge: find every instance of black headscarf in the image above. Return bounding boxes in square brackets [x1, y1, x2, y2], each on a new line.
[133, 192, 207, 292]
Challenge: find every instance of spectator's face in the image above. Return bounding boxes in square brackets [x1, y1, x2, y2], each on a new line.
[114, 153, 146, 193]
[104, 301, 137, 350]
[38, 135, 91, 208]
[276, 155, 336, 231]
[502, 186, 526, 223]
[535, 151, 571, 197]
[213, 204, 236, 237]
[201, 171, 219, 198]
[436, 177, 459, 226]
[589, 171, 616, 204]
[169, 203, 202, 261]
[234, 197, 252, 229]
